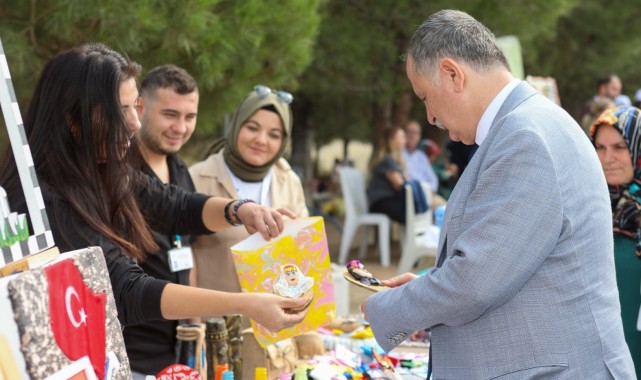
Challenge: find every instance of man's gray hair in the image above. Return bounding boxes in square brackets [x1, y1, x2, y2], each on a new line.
[407, 9, 509, 82]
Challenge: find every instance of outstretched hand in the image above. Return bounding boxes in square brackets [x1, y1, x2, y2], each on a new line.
[381, 272, 418, 288]
[361, 272, 418, 321]
[245, 293, 309, 332]
[237, 203, 297, 240]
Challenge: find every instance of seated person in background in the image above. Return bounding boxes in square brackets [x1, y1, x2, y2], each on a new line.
[446, 140, 475, 178]
[615, 94, 632, 107]
[421, 139, 458, 200]
[402, 120, 439, 193]
[581, 97, 615, 134]
[189, 85, 308, 325]
[367, 126, 407, 224]
[634, 89, 641, 109]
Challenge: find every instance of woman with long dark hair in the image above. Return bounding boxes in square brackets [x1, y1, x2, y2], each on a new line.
[0, 43, 308, 331]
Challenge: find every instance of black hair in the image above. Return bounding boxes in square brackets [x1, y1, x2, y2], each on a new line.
[0, 43, 158, 261]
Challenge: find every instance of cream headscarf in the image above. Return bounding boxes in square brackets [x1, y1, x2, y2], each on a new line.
[207, 89, 292, 182]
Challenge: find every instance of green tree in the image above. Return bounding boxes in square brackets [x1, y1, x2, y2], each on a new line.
[0, 0, 323, 156]
[295, 0, 577, 166]
[531, 0, 641, 119]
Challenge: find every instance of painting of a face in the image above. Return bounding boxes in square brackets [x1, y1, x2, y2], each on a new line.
[284, 266, 299, 286]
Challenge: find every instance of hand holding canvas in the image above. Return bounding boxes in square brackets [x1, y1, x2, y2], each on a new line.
[242, 292, 309, 332]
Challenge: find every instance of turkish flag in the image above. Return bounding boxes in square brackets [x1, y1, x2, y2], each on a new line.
[45, 259, 106, 379]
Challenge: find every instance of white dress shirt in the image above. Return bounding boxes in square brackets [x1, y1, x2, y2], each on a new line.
[476, 78, 521, 146]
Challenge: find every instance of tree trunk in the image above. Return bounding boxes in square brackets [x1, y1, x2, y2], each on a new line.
[392, 91, 413, 129]
[291, 99, 315, 202]
[342, 138, 350, 164]
[371, 101, 392, 148]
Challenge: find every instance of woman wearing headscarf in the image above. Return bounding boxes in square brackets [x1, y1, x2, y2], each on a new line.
[590, 106, 641, 376]
[189, 86, 308, 313]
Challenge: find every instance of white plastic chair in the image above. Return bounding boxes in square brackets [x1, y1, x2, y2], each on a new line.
[337, 166, 391, 267]
[398, 182, 439, 274]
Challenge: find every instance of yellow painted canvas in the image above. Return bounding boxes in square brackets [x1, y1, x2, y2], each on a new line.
[231, 217, 335, 347]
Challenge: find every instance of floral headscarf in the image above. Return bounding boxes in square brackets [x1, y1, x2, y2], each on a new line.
[590, 106, 641, 257]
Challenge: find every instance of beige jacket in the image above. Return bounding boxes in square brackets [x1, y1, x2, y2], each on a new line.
[189, 151, 309, 297]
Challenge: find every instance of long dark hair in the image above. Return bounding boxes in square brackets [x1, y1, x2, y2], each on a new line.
[0, 43, 158, 261]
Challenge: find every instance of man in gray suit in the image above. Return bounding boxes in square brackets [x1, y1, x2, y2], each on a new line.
[362, 9, 635, 379]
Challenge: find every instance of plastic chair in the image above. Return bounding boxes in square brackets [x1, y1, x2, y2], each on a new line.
[337, 166, 391, 267]
[398, 182, 439, 274]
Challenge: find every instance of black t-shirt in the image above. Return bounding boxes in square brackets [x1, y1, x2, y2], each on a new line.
[124, 155, 199, 375]
[367, 155, 403, 206]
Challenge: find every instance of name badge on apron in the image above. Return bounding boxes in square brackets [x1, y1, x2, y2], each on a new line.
[168, 246, 193, 272]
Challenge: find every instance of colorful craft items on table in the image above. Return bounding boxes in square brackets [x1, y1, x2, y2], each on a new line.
[156, 364, 201, 380]
[205, 318, 230, 380]
[343, 260, 389, 293]
[176, 323, 207, 379]
[254, 366, 268, 380]
[286, 320, 429, 379]
[214, 364, 229, 380]
[349, 326, 374, 340]
[293, 365, 309, 379]
[346, 260, 383, 286]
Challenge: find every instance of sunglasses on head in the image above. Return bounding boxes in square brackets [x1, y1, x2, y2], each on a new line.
[254, 84, 293, 105]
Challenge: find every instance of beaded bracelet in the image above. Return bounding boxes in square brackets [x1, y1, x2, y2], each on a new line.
[224, 200, 238, 226]
[231, 199, 256, 226]
[223, 199, 257, 226]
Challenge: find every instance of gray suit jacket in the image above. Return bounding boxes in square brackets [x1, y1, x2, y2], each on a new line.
[367, 82, 636, 379]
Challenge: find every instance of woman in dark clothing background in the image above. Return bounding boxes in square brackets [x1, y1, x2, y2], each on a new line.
[367, 126, 408, 223]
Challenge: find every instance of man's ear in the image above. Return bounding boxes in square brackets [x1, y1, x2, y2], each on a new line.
[135, 96, 144, 114]
[439, 58, 465, 93]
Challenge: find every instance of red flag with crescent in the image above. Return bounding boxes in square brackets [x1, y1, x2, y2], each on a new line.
[45, 259, 106, 379]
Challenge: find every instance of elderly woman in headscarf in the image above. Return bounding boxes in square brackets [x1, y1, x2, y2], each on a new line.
[189, 85, 308, 321]
[590, 106, 641, 377]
